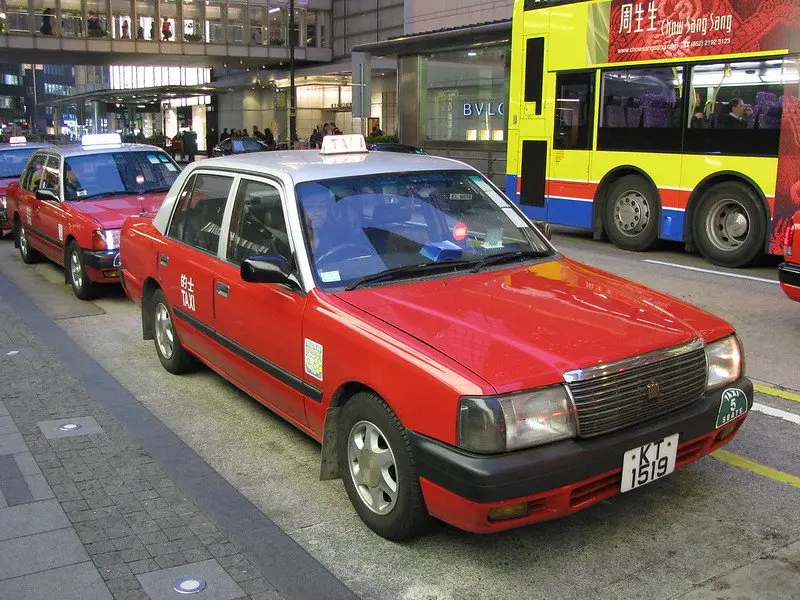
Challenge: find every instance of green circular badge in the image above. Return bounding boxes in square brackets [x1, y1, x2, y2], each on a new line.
[716, 388, 748, 428]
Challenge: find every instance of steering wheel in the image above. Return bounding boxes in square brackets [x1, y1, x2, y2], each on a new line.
[314, 243, 374, 266]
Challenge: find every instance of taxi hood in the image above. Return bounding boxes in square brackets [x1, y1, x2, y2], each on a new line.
[71, 193, 166, 229]
[334, 258, 732, 393]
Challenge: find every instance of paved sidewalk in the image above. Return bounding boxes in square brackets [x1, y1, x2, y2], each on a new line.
[0, 273, 356, 599]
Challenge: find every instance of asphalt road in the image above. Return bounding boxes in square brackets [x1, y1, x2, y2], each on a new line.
[1, 231, 798, 600]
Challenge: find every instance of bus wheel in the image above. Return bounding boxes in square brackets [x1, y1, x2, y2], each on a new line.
[604, 175, 660, 252]
[693, 182, 765, 268]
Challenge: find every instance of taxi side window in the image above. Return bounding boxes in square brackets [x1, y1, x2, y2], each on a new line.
[167, 173, 232, 254]
[226, 179, 291, 265]
[22, 154, 48, 191]
[41, 156, 61, 195]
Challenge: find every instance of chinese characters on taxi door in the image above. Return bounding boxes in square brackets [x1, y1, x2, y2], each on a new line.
[180, 274, 196, 312]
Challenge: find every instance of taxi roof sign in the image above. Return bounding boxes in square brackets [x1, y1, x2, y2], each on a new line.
[8, 136, 27, 145]
[320, 134, 368, 155]
[81, 133, 122, 146]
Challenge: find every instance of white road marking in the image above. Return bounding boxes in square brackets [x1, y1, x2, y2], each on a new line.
[643, 259, 779, 284]
[752, 402, 800, 426]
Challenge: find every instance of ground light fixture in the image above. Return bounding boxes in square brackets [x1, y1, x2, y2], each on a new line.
[173, 577, 207, 594]
[467, 51, 477, 56]
[58, 423, 82, 432]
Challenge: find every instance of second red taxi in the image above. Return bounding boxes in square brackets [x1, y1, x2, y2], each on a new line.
[779, 211, 800, 303]
[0, 136, 52, 237]
[5, 133, 180, 299]
[119, 135, 752, 540]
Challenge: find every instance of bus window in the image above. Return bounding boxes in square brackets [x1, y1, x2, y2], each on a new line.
[684, 58, 786, 158]
[524, 37, 545, 114]
[597, 66, 684, 153]
[553, 71, 595, 150]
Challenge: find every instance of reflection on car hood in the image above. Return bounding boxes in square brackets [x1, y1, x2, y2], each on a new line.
[334, 257, 731, 393]
[71, 192, 167, 229]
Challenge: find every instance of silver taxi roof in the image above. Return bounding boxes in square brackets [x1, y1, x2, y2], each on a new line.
[38, 143, 167, 159]
[0, 142, 52, 151]
[188, 149, 474, 184]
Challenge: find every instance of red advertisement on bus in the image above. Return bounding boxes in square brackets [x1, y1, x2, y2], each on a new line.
[773, 89, 800, 255]
[608, 0, 800, 63]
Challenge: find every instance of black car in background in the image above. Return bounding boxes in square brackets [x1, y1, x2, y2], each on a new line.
[368, 143, 428, 155]
[211, 137, 271, 157]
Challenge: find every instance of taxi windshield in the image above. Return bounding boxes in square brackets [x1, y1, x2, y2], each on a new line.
[63, 150, 180, 201]
[296, 170, 553, 290]
[0, 147, 38, 178]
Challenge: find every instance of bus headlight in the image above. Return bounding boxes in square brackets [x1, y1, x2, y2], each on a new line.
[458, 386, 577, 453]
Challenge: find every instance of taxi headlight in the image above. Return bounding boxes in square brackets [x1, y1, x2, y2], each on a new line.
[705, 335, 743, 390]
[458, 386, 577, 453]
[0, 195, 6, 209]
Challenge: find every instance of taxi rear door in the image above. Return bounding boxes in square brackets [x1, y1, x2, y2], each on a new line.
[212, 176, 309, 426]
[157, 171, 233, 365]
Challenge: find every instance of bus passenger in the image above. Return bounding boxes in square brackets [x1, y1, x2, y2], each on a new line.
[721, 98, 747, 129]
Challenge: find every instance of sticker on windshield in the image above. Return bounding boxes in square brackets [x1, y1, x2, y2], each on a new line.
[146, 154, 160, 164]
[164, 163, 177, 172]
[135, 174, 145, 185]
[57, 223, 64, 241]
[304, 339, 324, 381]
[76, 189, 87, 198]
[320, 270, 341, 283]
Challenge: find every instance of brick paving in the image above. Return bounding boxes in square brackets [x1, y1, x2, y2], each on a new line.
[0, 296, 284, 600]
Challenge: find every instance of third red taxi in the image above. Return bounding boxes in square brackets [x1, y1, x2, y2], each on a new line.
[5, 133, 180, 299]
[0, 136, 52, 237]
[119, 135, 752, 540]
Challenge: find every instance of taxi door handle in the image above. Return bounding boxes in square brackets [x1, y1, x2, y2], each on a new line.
[216, 282, 229, 298]
[159, 254, 169, 266]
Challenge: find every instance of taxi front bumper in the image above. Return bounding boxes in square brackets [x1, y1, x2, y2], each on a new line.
[81, 249, 121, 281]
[410, 378, 752, 533]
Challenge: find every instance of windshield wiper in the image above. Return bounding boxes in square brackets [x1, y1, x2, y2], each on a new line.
[77, 190, 137, 201]
[469, 249, 552, 273]
[345, 260, 474, 291]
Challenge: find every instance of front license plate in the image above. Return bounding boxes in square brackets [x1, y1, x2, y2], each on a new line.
[620, 433, 679, 493]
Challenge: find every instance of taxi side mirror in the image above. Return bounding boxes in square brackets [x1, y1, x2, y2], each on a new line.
[241, 255, 293, 284]
[36, 188, 59, 203]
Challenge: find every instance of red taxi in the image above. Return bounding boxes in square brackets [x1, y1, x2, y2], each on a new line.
[120, 135, 752, 540]
[0, 136, 53, 236]
[779, 211, 800, 302]
[6, 133, 180, 300]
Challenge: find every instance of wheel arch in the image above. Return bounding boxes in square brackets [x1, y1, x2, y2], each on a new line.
[592, 166, 662, 239]
[63, 235, 77, 284]
[683, 171, 770, 253]
[140, 277, 162, 341]
[319, 381, 381, 481]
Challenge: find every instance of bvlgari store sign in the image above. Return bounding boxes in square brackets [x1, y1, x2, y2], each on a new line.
[463, 102, 505, 117]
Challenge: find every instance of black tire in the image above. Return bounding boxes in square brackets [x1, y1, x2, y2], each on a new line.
[692, 182, 765, 268]
[338, 391, 429, 541]
[66, 241, 99, 300]
[17, 221, 42, 264]
[603, 174, 660, 251]
[151, 288, 194, 374]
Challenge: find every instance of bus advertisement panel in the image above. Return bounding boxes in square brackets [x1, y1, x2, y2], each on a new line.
[608, 0, 800, 63]
[507, 0, 800, 267]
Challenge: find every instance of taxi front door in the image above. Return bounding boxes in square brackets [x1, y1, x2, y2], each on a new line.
[35, 156, 70, 262]
[211, 177, 308, 426]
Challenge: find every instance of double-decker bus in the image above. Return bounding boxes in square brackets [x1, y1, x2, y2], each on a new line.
[505, 0, 800, 267]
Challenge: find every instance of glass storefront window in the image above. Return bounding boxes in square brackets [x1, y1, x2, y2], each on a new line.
[135, 0, 155, 39]
[111, 0, 132, 39]
[305, 11, 316, 48]
[159, 0, 177, 41]
[268, 2, 286, 46]
[86, 0, 109, 37]
[290, 8, 302, 47]
[420, 46, 509, 143]
[183, 0, 203, 42]
[33, 0, 58, 36]
[228, 2, 245, 44]
[204, 0, 223, 43]
[249, 4, 264, 45]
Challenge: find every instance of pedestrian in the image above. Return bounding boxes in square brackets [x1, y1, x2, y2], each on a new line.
[137, 24, 144, 39]
[170, 133, 182, 160]
[220, 128, 230, 142]
[371, 122, 383, 136]
[309, 125, 322, 148]
[242, 129, 249, 138]
[181, 126, 197, 162]
[161, 18, 172, 41]
[331, 123, 342, 135]
[264, 127, 275, 149]
[40, 8, 54, 36]
[252, 125, 263, 140]
[121, 19, 130, 39]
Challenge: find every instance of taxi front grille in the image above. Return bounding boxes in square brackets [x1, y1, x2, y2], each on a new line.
[566, 345, 707, 438]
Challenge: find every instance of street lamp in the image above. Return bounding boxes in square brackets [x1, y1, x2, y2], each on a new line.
[289, 0, 296, 146]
